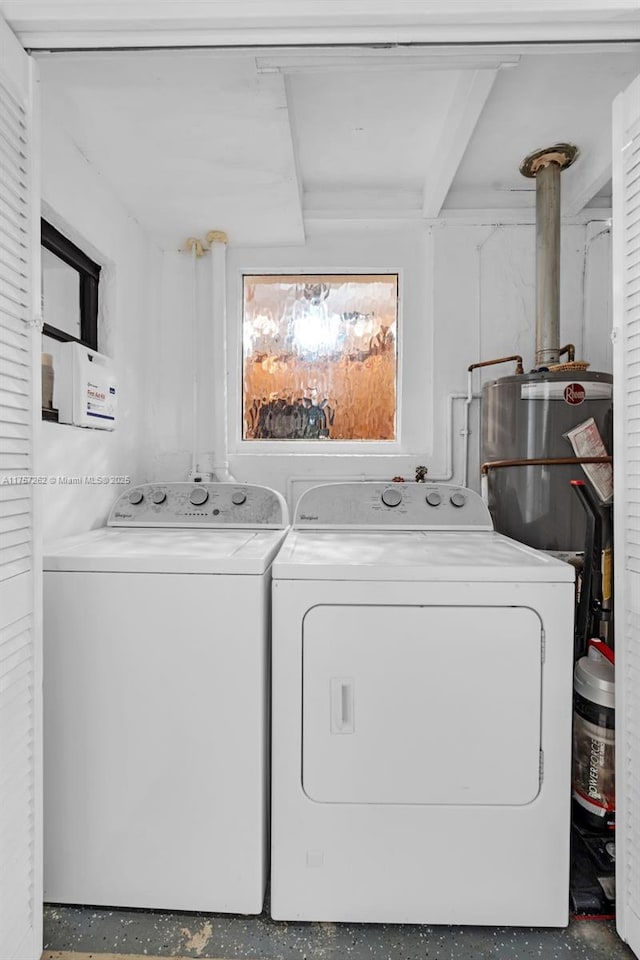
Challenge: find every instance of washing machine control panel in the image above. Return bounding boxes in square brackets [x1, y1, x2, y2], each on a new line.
[108, 482, 288, 528]
[295, 482, 492, 530]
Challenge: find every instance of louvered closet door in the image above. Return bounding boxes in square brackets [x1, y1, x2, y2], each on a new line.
[0, 13, 41, 960]
[613, 72, 640, 960]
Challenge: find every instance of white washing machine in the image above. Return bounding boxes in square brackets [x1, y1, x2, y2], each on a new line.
[43, 482, 288, 914]
[271, 481, 575, 927]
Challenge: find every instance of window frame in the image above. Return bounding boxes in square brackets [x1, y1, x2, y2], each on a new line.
[41, 218, 100, 350]
[225, 226, 434, 473]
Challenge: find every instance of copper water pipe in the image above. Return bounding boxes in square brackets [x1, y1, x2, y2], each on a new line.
[558, 343, 576, 362]
[463, 354, 525, 487]
[468, 355, 524, 375]
[481, 455, 612, 476]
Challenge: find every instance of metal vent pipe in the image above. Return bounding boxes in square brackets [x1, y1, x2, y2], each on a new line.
[520, 143, 579, 368]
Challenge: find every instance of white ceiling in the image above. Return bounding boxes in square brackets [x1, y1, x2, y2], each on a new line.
[39, 53, 305, 247]
[289, 69, 462, 191]
[36, 46, 640, 249]
[448, 52, 639, 212]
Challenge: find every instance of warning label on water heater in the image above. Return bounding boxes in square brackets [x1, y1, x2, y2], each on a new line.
[521, 381, 612, 402]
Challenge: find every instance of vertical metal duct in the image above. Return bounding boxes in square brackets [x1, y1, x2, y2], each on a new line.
[520, 143, 579, 368]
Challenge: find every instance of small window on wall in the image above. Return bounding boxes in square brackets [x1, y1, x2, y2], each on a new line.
[242, 274, 398, 441]
[41, 219, 100, 349]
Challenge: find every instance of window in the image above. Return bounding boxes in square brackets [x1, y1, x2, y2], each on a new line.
[242, 273, 398, 441]
[41, 219, 100, 350]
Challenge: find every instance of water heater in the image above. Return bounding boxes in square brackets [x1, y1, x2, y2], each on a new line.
[482, 370, 612, 551]
[479, 144, 612, 552]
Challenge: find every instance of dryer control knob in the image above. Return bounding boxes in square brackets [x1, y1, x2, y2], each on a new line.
[381, 487, 403, 508]
[231, 490, 247, 505]
[426, 491, 442, 507]
[450, 491, 467, 508]
[189, 487, 209, 506]
[128, 490, 144, 505]
[151, 489, 166, 505]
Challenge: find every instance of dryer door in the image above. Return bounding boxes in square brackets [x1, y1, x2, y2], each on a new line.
[302, 604, 543, 805]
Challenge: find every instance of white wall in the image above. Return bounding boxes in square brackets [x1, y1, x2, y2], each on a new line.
[147, 223, 435, 491]
[148, 216, 612, 508]
[37, 202, 612, 520]
[38, 84, 162, 540]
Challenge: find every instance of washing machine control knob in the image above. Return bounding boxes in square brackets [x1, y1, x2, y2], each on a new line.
[450, 492, 467, 508]
[426, 491, 442, 507]
[151, 490, 166, 505]
[189, 486, 209, 506]
[381, 487, 403, 508]
[231, 490, 247, 506]
[128, 490, 144, 505]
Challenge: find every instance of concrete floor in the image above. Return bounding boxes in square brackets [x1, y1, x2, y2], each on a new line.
[43, 904, 636, 960]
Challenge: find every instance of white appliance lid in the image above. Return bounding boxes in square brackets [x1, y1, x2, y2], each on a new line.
[272, 529, 575, 582]
[44, 527, 288, 574]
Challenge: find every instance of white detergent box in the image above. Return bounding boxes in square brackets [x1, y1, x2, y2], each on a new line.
[55, 342, 117, 430]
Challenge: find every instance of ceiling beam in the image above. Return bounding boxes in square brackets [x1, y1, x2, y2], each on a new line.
[428, 207, 612, 226]
[562, 139, 612, 216]
[282, 74, 306, 242]
[256, 51, 521, 73]
[6, 1, 640, 49]
[422, 68, 498, 219]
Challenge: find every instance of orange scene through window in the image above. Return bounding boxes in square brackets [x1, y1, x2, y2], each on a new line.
[242, 274, 398, 441]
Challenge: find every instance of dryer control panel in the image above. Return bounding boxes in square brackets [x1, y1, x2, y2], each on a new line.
[108, 482, 288, 528]
[294, 482, 493, 530]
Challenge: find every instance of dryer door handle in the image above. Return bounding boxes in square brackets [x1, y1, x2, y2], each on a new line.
[330, 678, 354, 734]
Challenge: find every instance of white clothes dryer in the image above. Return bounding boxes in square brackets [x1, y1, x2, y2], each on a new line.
[270, 481, 575, 927]
[43, 482, 288, 914]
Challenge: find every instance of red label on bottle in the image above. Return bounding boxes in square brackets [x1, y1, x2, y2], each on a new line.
[564, 382, 586, 405]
